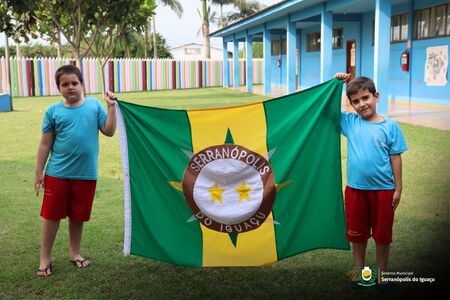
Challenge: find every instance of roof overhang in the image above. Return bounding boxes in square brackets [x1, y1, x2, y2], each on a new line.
[211, 0, 320, 37]
[210, 0, 410, 38]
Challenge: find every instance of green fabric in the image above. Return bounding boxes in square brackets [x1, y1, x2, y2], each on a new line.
[117, 102, 203, 266]
[264, 79, 349, 258]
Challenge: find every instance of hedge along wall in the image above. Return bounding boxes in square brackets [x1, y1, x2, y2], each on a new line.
[0, 57, 264, 97]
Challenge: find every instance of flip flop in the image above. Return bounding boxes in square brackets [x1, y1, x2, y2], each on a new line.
[36, 263, 53, 277]
[70, 259, 90, 268]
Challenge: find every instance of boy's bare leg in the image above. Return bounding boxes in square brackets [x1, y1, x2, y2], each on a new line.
[376, 243, 390, 272]
[68, 219, 90, 267]
[352, 242, 367, 268]
[39, 219, 60, 270]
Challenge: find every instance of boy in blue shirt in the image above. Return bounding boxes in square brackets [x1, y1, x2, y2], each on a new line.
[336, 74, 408, 286]
[34, 65, 117, 277]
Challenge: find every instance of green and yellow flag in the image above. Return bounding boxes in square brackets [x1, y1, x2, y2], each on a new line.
[116, 79, 349, 267]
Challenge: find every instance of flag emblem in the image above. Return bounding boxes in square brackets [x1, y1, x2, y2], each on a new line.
[182, 144, 276, 233]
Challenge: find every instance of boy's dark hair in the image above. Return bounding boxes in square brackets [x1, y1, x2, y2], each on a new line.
[55, 65, 84, 87]
[346, 76, 377, 99]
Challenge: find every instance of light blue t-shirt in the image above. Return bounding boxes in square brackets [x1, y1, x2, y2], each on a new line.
[341, 112, 408, 190]
[42, 97, 107, 180]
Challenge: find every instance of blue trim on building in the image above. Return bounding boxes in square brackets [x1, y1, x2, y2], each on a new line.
[233, 39, 240, 89]
[246, 32, 253, 92]
[320, 6, 333, 82]
[373, 0, 392, 114]
[223, 40, 229, 88]
[215, 0, 450, 107]
[263, 25, 272, 95]
[287, 16, 297, 93]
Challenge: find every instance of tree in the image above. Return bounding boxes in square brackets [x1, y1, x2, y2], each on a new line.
[211, 0, 236, 28]
[225, 1, 265, 59]
[0, 1, 13, 108]
[0, 0, 37, 109]
[138, 0, 160, 59]
[34, 16, 64, 57]
[225, 0, 264, 25]
[33, 1, 142, 67]
[84, 0, 155, 96]
[90, 31, 171, 59]
[111, 1, 156, 58]
[32, 1, 102, 67]
[0, 35, 173, 59]
[152, 0, 183, 58]
[31, 0, 155, 96]
[139, 32, 172, 58]
[0, 43, 71, 58]
[198, 0, 217, 59]
[239, 41, 262, 58]
[1, 1, 38, 59]
[251, 42, 263, 58]
[0, 46, 15, 57]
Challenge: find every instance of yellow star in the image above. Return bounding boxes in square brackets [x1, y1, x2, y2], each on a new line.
[208, 182, 225, 204]
[235, 181, 252, 202]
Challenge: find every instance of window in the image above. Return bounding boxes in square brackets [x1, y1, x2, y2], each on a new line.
[391, 13, 409, 42]
[306, 28, 344, 52]
[415, 8, 430, 39]
[434, 4, 446, 36]
[307, 32, 320, 51]
[447, 3, 450, 34]
[271, 39, 286, 55]
[401, 14, 409, 39]
[185, 48, 201, 55]
[333, 28, 343, 48]
[271, 40, 280, 55]
[414, 3, 450, 39]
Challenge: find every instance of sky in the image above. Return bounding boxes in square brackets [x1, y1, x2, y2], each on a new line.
[156, 0, 279, 48]
[0, 0, 280, 49]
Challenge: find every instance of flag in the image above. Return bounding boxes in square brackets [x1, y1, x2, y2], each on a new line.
[116, 78, 349, 267]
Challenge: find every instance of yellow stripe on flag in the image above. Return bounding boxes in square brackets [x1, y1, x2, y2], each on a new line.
[187, 103, 277, 266]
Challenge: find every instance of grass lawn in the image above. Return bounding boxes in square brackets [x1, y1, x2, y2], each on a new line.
[0, 87, 448, 299]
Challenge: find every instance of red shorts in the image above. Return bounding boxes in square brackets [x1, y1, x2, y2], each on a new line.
[344, 186, 395, 245]
[40, 175, 97, 222]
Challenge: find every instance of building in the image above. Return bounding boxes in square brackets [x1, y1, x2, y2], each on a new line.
[170, 43, 231, 60]
[211, 0, 450, 113]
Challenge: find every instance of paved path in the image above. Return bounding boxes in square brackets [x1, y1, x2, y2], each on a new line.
[239, 86, 450, 131]
[386, 102, 450, 131]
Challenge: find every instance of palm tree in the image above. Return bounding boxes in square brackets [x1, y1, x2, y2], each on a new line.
[224, 1, 265, 59]
[152, 0, 183, 58]
[225, 0, 264, 25]
[198, 0, 218, 59]
[211, 0, 236, 28]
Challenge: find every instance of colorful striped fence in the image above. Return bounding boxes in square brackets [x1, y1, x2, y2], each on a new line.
[0, 57, 264, 97]
[228, 59, 264, 86]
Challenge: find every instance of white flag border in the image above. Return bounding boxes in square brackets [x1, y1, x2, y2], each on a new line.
[115, 101, 132, 256]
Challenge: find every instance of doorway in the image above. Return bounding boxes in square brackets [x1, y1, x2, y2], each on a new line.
[346, 40, 356, 80]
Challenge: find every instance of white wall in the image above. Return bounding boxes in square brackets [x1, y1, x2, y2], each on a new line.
[170, 45, 224, 60]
